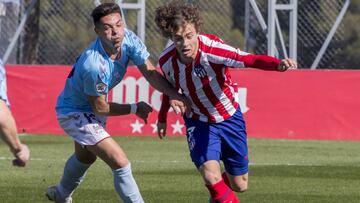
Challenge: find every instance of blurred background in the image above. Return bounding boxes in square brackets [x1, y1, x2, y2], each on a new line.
[0, 0, 359, 69]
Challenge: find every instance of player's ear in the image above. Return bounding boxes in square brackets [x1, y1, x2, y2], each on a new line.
[94, 23, 100, 34]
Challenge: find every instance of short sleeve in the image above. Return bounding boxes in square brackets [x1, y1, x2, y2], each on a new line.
[82, 58, 109, 96]
[127, 31, 150, 66]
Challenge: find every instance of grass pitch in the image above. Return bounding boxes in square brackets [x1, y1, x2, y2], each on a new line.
[0, 135, 360, 202]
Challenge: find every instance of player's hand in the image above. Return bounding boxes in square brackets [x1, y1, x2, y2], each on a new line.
[135, 101, 153, 124]
[12, 144, 30, 167]
[169, 94, 191, 115]
[278, 58, 297, 71]
[157, 122, 167, 139]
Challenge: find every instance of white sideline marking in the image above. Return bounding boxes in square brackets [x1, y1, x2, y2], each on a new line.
[0, 156, 43, 161]
[0, 156, 326, 166]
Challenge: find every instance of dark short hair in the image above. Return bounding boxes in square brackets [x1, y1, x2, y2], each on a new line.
[91, 3, 122, 25]
[155, 0, 202, 38]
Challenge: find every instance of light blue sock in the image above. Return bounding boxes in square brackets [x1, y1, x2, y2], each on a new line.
[113, 163, 144, 203]
[57, 154, 91, 198]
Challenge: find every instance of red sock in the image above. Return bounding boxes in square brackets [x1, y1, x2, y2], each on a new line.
[222, 172, 231, 188]
[206, 179, 240, 203]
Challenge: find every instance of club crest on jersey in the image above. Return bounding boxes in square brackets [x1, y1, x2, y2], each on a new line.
[194, 64, 207, 78]
[96, 82, 107, 93]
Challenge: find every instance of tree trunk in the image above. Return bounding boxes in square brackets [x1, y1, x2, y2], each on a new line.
[19, 0, 40, 64]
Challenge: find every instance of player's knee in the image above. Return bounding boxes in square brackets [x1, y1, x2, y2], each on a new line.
[76, 153, 97, 164]
[203, 171, 222, 185]
[231, 180, 248, 193]
[110, 156, 130, 169]
[201, 164, 222, 185]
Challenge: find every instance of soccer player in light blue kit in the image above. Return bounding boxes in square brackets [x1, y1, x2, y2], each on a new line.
[46, 3, 189, 203]
[0, 59, 30, 167]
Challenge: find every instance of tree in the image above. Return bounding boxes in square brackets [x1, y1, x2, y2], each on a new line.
[19, 0, 40, 64]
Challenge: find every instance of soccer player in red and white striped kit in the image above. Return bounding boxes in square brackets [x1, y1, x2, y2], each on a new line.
[155, 1, 297, 202]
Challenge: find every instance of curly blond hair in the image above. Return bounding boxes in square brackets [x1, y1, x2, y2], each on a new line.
[155, 0, 203, 38]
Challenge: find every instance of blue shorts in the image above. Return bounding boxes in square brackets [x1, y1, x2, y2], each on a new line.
[184, 108, 249, 176]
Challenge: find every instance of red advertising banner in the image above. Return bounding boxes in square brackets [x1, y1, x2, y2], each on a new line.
[6, 65, 68, 134]
[5, 65, 360, 141]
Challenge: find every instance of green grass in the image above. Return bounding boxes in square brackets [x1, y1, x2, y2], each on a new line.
[1, 135, 360, 202]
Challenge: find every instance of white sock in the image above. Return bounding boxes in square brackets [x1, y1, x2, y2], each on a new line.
[57, 154, 91, 198]
[113, 163, 144, 203]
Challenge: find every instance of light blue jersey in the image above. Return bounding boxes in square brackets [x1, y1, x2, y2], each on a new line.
[56, 29, 150, 114]
[0, 59, 9, 105]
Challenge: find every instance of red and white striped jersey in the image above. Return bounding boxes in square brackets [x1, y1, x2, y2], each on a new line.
[159, 34, 280, 123]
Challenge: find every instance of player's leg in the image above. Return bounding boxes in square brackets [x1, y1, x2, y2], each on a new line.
[184, 118, 239, 203]
[208, 172, 247, 203]
[0, 99, 30, 166]
[220, 107, 249, 193]
[47, 112, 102, 202]
[86, 138, 144, 203]
[223, 172, 248, 193]
[46, 142, 95, 203]
[200, 160, 222, 185]
[201, 161, 239, 203]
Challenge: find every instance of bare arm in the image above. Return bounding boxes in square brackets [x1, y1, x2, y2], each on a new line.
[88, 95, 153, 123]
[88, 95, 132, 116]
[137, 60, 180, 99]
[137, 59, 191, 114]
[0, 101, 30, 167]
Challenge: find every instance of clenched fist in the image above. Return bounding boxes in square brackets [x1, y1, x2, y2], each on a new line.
[134, 101, 153, 124]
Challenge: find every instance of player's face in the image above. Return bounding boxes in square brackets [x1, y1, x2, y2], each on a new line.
[95, 13, 125, 56]
[171, 23, 199, 64]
